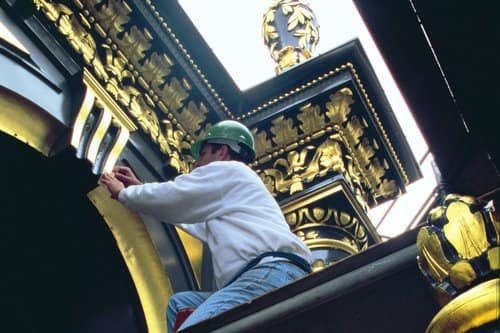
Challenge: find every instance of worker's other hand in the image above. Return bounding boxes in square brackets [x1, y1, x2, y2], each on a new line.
[98, 172, 125, 199]
[113, 165, 143, 187]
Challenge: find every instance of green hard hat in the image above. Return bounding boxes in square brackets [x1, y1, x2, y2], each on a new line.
[191, 120, 256, 163]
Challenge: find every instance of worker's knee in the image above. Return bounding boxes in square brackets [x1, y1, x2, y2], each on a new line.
[168, 290, 212, 313]
[168, 291, 191, 312]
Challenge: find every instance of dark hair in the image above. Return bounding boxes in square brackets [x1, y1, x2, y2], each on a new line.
[206, 143, 252, 163]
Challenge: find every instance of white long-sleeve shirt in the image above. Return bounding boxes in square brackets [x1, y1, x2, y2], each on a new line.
[118, 160, 312, 288]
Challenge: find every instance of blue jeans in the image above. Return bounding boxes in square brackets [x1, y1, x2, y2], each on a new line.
[167, 260, 308, 332]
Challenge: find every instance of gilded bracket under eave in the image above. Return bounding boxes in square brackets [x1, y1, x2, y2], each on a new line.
[33, 0, 218, 175]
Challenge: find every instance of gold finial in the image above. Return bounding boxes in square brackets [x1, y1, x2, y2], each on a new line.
[416, 194, 499, 332]
[262, 0, 320, 73]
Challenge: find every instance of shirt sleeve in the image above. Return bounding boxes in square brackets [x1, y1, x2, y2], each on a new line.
[117, 163, 226, 224]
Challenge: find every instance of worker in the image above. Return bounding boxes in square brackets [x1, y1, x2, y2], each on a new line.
[99, 120, 312, 332]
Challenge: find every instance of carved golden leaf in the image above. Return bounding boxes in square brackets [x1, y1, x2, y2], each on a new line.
[128, 94, 160, 141]
[158, 78, 189, 112]
[263, 8, 275, 24]
[344, 116, 365, 146]
[287, 5, 313, 31]
[139, 52, 174, 88]
[177, 101, 208, 135]
[270, 115, 298, 147]
[115, 26, 152, 64]
[92, 0, 131, 36]
[298, 103, 325, 134]
[357, 137, 376, 168]
[378, 178, 399, 198]
[282, 4, 293, 15]
[252, 129, 272, 156]
[297, 5, 313, 19]
[325, 89, 354, 124]
[163, 119, 190, 150]
[366, 158, 387, 188]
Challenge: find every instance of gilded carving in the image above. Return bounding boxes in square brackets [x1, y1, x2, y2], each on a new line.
[297, 103, 325, 134]
[115, 25, 152, 65]
[252, 129, 273, 157]
[158, 77, 189, 114]
[90, 0, 131, 37]
[34, 0, 109, 81]
[262, 0, 319, 71]
[33, 0, 204, 174]
[417, 195, 499, 297]
[285, 207, 368, 250]
[139, 53, 174, 88]
[270, 115, 298, 147]
[251, 86, 397, 201]
[260, 136, 345, 195]
[325, 88, 354, 124]
[357, 138, 376, 168]
[177, 101, 208, 136]
[417, 195, 499, 332]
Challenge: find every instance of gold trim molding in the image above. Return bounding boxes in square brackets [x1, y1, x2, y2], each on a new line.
[0, 87, 64, 156]
[88, 186, 173, 333]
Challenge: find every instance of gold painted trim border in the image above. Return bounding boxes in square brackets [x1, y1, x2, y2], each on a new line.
[305, 238, 359, 255]
[0, 87, 64, 156]
[88, 186, 173, 333]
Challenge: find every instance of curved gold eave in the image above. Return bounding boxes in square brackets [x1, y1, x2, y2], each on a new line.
[0, 87, 65, 156]
[88, 186, 173, 333]
[426, 278, 500, 333]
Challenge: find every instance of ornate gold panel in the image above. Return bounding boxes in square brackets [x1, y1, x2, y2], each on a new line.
[252, 87, 397, 206]
[32, 0, 214, 174]
[238, 63, 409, 188]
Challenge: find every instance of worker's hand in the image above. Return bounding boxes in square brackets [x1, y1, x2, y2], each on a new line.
[113, 165, 143, 187]
[98, 172, 125, 199]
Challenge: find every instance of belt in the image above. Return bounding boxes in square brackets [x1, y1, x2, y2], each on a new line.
[224, 251, 312, 287]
